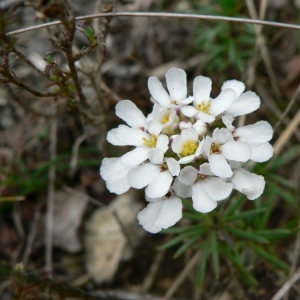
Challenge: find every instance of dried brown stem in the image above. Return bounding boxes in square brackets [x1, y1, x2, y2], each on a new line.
[6, 85, 55, 118]
[45, 107, 57, 275]
[22, 201, 43, 267]
[163, 251, 201, 300]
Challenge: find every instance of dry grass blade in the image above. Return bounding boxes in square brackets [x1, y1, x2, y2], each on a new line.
[6, 12, 300, 37]
[271, 267, 300, 300]
[273, 109, 300, 156]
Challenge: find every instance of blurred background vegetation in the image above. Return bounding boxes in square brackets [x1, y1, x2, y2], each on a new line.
[1, 0, 300, 299]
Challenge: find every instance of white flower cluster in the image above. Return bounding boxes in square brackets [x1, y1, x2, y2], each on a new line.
[100, 68, 274, 233]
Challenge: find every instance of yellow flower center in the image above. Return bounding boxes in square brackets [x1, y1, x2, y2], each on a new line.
[210, 143, 221, 154]
[162, 113, 170, 124]
[181, 140, 198, 157]
[142, 134, 157, 148]
[197, 101, 211, 114]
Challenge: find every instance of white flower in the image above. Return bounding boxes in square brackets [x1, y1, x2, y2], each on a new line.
[100, 158, 131, 194]
[222, 116, 274, 162]
[181, 75, 236, 123]
[108, 119, 169, 167]
[222, 80, 261, 117]
[128, 152, 180, 198]
[204, 128, 252, 178]
[148, 68, 193, 107]
[147, 104, 179, 134]
[137, 193, 183, 233]
[230, 167, 265, 200]
[171, 128, 205, 164]
[179, 163, 233, 213]
[115, 100, 147, 129]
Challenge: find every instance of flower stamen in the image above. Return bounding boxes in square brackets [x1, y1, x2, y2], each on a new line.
[142, 134, 157, 148]
[162, 113, 170, 124]
[197, 101, 211, 114]
[181, 140, 198, 157]
[210, 142, 221, 154]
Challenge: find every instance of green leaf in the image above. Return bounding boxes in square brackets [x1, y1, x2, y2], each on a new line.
[223, 207, 266, 222]
[182, 198, 196, 212]
[85, 26, 95, 37]
[162, 223, 207, 234]
[196, 243, 211, 287]
[269, 174, 294, 188]
[275, 188, 297, 208]
[210, 231, 220, 279]
[223, 195, 246, 218]
[225, 227, 269, 244]
[174, 235, 199, 258]
[44, 55, 55, 64]
[268, 146, 300, 170]
[159, 230, 200, 250]
[252, 245, 290, 272]
[183, 212, 203, 221]
[255, 229, 291, 241]
[222, 245, 257, 288]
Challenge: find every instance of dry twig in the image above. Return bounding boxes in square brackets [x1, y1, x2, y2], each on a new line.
[45, 105, 57, 275]
[163, 251, 201, 300]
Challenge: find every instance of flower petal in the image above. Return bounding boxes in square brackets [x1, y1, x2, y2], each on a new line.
[182, 128, 198, 141]
[222, 141, 252, 162]
[172, 178, 192, 198]
[193, 75, 212, 104]
[250, 143, 274, 162]
[115, 100, 146, 128]
[231, 168, 265, 200]
[212, 128, 231, 144]
[120, 147, 149, 166]
[148, 77, 170, 106]
[192, 181, 217, 213]
[114, 125, 148, 146]
[100, 157, 126, 180]
[146, 171, 173, 198]
[181, 105, 198, 117]
[128, 163, 161, 189]
[179, 166, 198, 185]
[235, 121, 273, 144]
[196, 111, 216, 123]
[226, 91, 260, 117]
[166, 68, 187, 101]
[147, 119, 162, 136]
[137, 201, 162, 233]
[199, 163, 214, 176]
[154, 195, 182, 229]
[148, 148, 164, 164]
[166, 158, 180, 176]
[221, 80, 245, 97]
[209, 154, 233, 178]
[156, 134, 169, 152]
[203, 177, 233, 200]
[180, 95, 194, 104]
[107, 129, 127, 146]
[222, 115, 235, 132]
[210, 89, 236, 116]
[100, 158, 131, 194]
